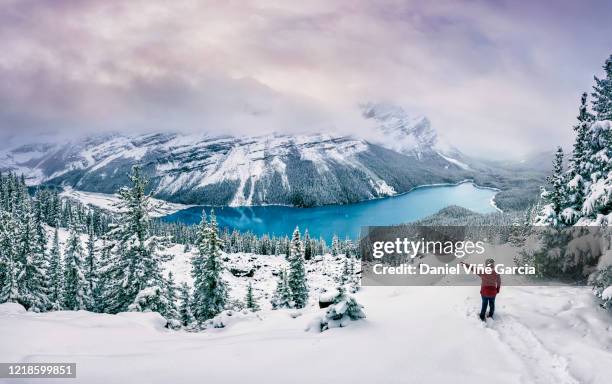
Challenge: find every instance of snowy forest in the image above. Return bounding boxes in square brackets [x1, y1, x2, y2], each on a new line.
[533, 53, 612, 308]
[0, 166, 362, 330]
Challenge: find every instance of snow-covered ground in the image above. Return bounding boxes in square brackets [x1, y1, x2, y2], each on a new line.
[59, 187, 192, 217]
[1, 237, 611, 384]
[1, 284, 610, 384]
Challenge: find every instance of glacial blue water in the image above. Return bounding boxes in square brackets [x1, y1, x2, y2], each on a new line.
[161, 182, 498, 241]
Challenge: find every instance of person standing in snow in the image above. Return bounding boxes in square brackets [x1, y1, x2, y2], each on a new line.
[461, 258, 501, 321]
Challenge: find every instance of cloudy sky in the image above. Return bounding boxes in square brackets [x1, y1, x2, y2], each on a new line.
[0, 0, 611, 158]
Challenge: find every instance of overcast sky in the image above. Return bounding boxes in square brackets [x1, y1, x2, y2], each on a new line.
[0, 0, 611, 158]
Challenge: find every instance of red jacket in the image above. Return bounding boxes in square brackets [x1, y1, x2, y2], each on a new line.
[478, 270, 501, 297]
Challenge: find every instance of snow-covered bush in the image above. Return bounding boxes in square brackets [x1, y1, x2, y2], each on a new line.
[319, 287, 365, 332]
[128, 286, 169, 315]
[591, 249, 612, 309]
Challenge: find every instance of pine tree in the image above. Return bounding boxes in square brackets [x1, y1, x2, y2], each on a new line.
[191, 210, 228, 322]
[245, 281, 259, 311]
[303, 229, 312, 260]
[17, 207, 49, 311]
[549, 147, 565, 215]
[271, 268, 291, 309]
[287, 227, 308, 308]
[63, 224, 90, 310]
[102, 166, 168, 314]
[537, 147, 567, 226]
[566, 92, 593, 221]
[591, 54, 612, 121]
[93, 239, 112, 313]
[178, 282, 194, 326]
[165, 272, 179, 320]
[331, 234, 340, 256]
[0, 211, 19, 304]
[47, 226, 63, 310]
[84, 226, 97, 311]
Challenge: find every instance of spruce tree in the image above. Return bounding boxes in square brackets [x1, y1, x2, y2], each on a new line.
[191, 210, 228, 322]
[47, 226, 63, 310]
[287, 227, 308, 308]
[63, 224, 90, 310]
[331, 234, 340, 256]
[271, 268, 291, 309]
[93, 239, 112, 313]
[539, 147, 566, 226]
[165, 272, 179, 320]
[591, 54, 612, 121]
[84, 226, 97, 311]
[245, 281, 259, 311]
[0, 211, 19, 304]
[566, 92, 593, 220]
[103, 166, 167, 314]
[303, 229, 312, 260]
[17, 207, 48, 311]
[178, 282, 194, 326]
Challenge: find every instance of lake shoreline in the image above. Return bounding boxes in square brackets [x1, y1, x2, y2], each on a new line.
[169, 179, 502, 212]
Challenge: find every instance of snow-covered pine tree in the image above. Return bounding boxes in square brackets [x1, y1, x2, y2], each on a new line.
[93, 239, 112, 313]
[271, 268, 291, 309]
[537, 147, 567, 226]
[0, 211, 19, 304]
[103, 166, 169, 314]
[331, 234, 340, 256]
[165, 272, 179, 320]
[245, 281, 259, 311]
[287, 227, 308, 308]
[550, 147, 566, 217]
[84, 225, 97, 311]
[591, 54, 612, 121]
[47, 226, 63, 310]
[191, 210, 228, 322]
[63, 224, 90, 310]
[16, 202, 49, 311]
[191, 210, 207, 286]
[32, 197, 48, 261]
[178, 282, 194, 326]
[565, 92, 594, 222]
[303, 229, 312, 260]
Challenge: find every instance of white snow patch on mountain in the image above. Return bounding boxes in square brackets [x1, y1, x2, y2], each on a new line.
[59, 187, 192, 217]
[438, 152, 471, 170]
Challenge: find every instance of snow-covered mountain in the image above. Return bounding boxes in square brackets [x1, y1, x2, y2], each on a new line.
[361, 102, 437, 157]
[0, 105, 478, 207]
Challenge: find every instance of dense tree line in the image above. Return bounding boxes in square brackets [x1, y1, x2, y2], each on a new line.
[535, 53, 612, 308]
[151, 220, 341, 258]
[0, 167, 357, 329]
[0, 172, 111, 311]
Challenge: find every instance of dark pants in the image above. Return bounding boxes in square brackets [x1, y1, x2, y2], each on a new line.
[480, 296, 495, 320]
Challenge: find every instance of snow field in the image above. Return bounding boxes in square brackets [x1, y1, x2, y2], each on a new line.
[1, 227, 611, 384]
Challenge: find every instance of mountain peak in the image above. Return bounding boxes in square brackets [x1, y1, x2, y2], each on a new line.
[360, 102, 437, 156]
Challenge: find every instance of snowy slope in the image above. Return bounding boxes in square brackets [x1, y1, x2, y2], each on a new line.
[1, 227, 611, 384]
[1, 285, 610, 384]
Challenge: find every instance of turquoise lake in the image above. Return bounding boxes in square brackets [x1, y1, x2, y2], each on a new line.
[161, 182, 498, 241]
